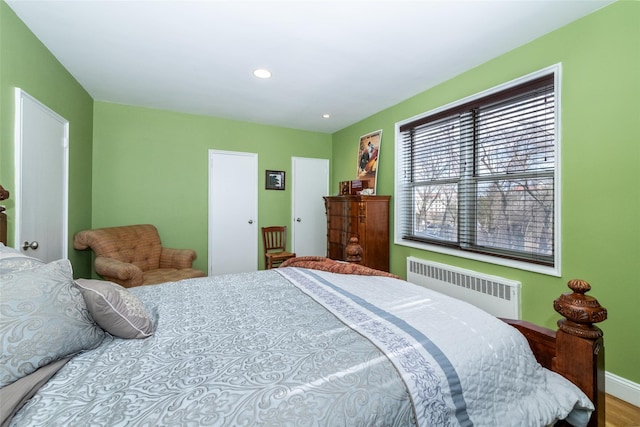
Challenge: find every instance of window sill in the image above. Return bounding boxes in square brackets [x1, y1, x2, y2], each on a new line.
[394, 237, 561, 277]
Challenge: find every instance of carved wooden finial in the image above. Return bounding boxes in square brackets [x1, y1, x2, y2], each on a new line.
[567, 278, 591, 294]
[0, 185, 8, 214]
[345, 236, 363, 264]
[554, 279, 607, 339]
[0, 185, 9, 201]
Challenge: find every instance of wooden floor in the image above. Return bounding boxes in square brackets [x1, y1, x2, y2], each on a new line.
[606, 394, 640, 427]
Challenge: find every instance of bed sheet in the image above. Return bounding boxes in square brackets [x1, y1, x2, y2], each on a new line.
[11, 268, 592, 427]
[280, 268, 593, 427]
[11, 270, 413, 426]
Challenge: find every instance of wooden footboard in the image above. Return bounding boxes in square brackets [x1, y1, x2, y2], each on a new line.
[502, 279, 607, 427]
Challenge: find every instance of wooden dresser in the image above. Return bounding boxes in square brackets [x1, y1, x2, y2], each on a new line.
[323, 195, 390, 272]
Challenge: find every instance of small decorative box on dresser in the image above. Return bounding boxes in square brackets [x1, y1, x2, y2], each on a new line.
[323, 195, 391, 272]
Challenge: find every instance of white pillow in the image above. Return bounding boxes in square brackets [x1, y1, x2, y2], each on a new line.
[0, 259, 105, 388]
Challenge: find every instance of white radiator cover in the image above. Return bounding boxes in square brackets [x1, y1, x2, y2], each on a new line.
[407, 257, 521, 319]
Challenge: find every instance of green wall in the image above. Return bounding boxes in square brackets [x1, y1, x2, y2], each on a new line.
[332, 1, 640, 383]
[0, 1, 94, 277]
[2, 0, 637, 387]
[92, 102, 332, 272]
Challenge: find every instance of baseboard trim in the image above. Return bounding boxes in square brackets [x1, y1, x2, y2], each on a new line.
[606, 371, 640, 407]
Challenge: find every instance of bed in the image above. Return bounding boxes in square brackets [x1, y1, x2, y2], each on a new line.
[0, 243, 606, 427]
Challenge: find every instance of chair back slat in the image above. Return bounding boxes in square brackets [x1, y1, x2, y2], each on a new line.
[262, 226, 287, 252]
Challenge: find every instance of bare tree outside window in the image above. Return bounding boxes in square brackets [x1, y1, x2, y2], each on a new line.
[399, 72, 557, 267]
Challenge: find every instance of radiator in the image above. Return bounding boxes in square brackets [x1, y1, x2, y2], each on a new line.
[406, 257, 521, 319]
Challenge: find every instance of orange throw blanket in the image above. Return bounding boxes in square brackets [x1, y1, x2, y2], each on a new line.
[279, 256, 400, 279]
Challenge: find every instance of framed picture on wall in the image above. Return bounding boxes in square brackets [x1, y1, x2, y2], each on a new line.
[356, 129, 382, 194]
[265, 170, 286, 190]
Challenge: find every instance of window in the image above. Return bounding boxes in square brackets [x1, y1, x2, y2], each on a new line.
[395, 67, 560, 274]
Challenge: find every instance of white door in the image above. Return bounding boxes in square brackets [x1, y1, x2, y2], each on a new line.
[291, 157, 329, 256]
[14, 89, 69, 262]
[208, 150, 258, 275]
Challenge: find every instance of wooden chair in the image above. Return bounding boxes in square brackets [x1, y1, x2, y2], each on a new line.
[262, 226, 296, 269]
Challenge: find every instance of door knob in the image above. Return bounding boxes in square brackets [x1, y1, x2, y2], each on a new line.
[296, 218, 302, 222]
[22, 241, 39, 250]
[248, 220, 254, 224]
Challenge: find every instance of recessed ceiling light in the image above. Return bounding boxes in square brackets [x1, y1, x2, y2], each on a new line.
[322, 113, 331, 119]
[253, 69, 272, 79]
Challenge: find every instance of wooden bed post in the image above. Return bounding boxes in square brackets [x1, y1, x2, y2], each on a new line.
[0, 185, 9, 246]
[553, 279, 607, 427]
[345, 236, 363, 264]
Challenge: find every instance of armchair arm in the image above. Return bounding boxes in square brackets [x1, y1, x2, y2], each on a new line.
[94, 256, 144, 288]
[159, 247, 197, 269]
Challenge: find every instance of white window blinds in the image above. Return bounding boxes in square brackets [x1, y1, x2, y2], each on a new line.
[398, 73, 556, 266]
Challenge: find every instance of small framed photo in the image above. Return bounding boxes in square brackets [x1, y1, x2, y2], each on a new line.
[265, 170, 286, 190]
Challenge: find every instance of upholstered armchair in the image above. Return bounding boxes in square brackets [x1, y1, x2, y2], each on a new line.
[73, 224, 206, 287]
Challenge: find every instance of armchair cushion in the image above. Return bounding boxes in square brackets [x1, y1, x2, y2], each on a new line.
[74, 224, 205, 287]
[160, 247, 197, 270]
[140, 268, 206, 286]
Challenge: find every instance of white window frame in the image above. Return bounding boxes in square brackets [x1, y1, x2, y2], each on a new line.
[394, 64, 562, 276]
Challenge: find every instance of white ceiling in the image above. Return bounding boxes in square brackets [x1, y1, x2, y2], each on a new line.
[6, 0, 613, 133]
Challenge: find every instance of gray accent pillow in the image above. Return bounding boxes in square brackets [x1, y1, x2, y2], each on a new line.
[74, 279, 156, 339]
[0, 259, 105, 388]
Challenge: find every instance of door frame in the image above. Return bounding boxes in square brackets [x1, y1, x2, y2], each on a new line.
[13, 88, 69, 257]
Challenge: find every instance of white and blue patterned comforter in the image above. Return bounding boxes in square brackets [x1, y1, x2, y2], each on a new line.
[11, 268, 593, 426]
